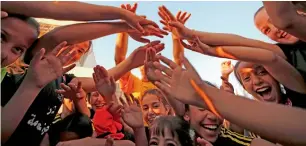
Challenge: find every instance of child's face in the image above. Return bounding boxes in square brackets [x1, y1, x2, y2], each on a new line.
[1, 17, 38, 67]
[186, 105, 223, 143]
[149, 128, 181, 146]
[89, 91, 106, 111]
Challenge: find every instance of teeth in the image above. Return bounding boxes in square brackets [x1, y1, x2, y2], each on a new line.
[257, 87, 269, 92]
[203, 125, 218, 130]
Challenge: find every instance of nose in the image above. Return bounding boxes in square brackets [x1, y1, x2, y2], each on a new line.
[207, 112, 218, 122]
[251, 74, 263, 86]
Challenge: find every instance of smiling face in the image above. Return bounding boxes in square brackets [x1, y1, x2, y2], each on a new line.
[89, 91, 106, 111]
[254, 7, 299, 44]
[236, 62, 282, 103]
[141, 94, 169, 126]
[1, 17, 38, 67]
[185, 105, 223, 143]
[58, 41, 91, 66]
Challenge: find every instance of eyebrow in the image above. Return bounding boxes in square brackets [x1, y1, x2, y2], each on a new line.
[165, 138, 178, 144]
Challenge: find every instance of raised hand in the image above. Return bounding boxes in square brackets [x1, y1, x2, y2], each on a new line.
[56, 81, 86, 100]
[158, 5, 191, 38]
[128, 24, 168, 43]
[144, 47, 160, 82]
[121, 3, 138, 13]
[180, 36, 212, 55]
[221, 60, 234, 77]
[126, 41, 165, 69]
[106, 102, 123, 118]
[152, 54, 203, 106]
[93, 65, 116, 103]
[24, 41, 76, 89]
[120, 96, 144, 129]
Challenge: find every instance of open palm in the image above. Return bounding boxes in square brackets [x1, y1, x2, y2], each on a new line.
[120, 97, 144, 129]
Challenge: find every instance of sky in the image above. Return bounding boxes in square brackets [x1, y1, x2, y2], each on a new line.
[85, 1, 274, 97]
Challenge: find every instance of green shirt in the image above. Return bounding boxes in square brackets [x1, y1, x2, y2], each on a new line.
[1, 68, 7, 82]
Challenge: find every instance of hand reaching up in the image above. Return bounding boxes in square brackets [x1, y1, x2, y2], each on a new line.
[221, 60, 234, 78]
[24, 41, 76, 89]
[126, 41, 164, 69]
[1, 11, 8, 18]
[158, 5, 191, 38]
[144, 47, 160, 82]
[93, 65, 116, 103]
[120, 95, 144, 129]
[152, 54, 204, 107]
[56, 81, 86, 100]
[124, 3, 168, 43]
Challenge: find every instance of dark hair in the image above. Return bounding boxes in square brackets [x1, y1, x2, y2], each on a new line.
[254, 6, 265, 20]
[48, 112, 93, 146]
[150, 116, 193, 146]
[234, 61, 243, 86]
[5, 13, 40, 35]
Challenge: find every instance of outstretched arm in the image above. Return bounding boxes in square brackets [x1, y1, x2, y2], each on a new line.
[263, 1, 306, 41]
[184, 39, 306, 94]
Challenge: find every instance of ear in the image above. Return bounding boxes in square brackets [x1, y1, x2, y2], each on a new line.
[165, 105, 172, 115]
[183, 112, 190, 122]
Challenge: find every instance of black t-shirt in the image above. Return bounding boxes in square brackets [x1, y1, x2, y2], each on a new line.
[212, 127, 253, 146]
[283, 87, 306, 109]
[276, 41, 306, 81]
[1, 73, 75, 146]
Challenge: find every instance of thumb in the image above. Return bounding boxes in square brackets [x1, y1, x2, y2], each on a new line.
[1, 11, 8, 18]
[197, 137, 213, 146]
[31, 48, 45, 65]
[105, 137, 114, 146]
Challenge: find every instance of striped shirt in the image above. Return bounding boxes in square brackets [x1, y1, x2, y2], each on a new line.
[213, 127, 253, 146]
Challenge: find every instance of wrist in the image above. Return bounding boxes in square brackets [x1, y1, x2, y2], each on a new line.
[133, 126, 145, 131]
[221, 74, 229, 81]
[23, 76, 44, 90]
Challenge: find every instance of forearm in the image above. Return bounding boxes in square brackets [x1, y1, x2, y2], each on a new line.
[1, 80, 42, 142]
[73, 98, 90, 117]
[172, 37, 184, 66]
[250, 138, 277, 146]
[192, 30, 285, 58]
[163, 93, 185, 116]
[41, 22, 130, 51]
[263, 1, 306, 41]
[1, 1, 127, 21]
[217, 46, 306, 93]
[133, 127, 148, 146]
[115, 33, 129, 65]
[198, 82, 306, 146]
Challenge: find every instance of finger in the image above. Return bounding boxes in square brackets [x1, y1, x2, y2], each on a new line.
[151, 32, 164, 38]
[131, 3, 138, 13]
[163, 27, 171, 32]
[136, 22, 145, 34]
[153, 62, 173, 77]
[158, 11, 168, 21]
[182, 13, 191, 24]
[92, 72, 98, 84]
[180, 40, 192, 49]
[161, 5, 176, 21]
[55, 89, 66, 94]
[181, 54, 201, 78]
[176, 11, 182, 21]
[76, 81, 82, 91]
[1, 11, 8, 18]
[94, 65, 105, 80]
[160, 20, 168, 26]
[60, 83, 71, 91]
[127, 4, 131, 10]
[121, 4, 126, 9]
[132, 35, 150, 43]
[51, 41, 68, 56]
[156, 55, 178, 69]
[57, 47, 74, 62]
[146, 20, 159, 29]
[120, 96, 128, 106]
[195, 36, 211, 51]
[168, 21, 183, 29]
[154, 69, 171, 84]
[110, 76, 116, 86]
[149, 48, 156, 61]
[154, 81, 172, 96]
[63, 64, 76, 74]
[180, 12, 187, 21]
[145, 40, 161, 48]
[31, 48, 45, 64]
[68, 82, 77, 91]
[156, 28, 169, 35]
[100, 65, 109, 78]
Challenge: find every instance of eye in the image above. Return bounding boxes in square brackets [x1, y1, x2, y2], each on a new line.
[243, 76, 250, 82]
[153, 103, 160, 108]
[167, 144, 175, 146]
[142, 106, 148, 111]
[257, 70, 267, 76]
[149, 141, 158, 146]
[263, 28, 271, 34]
[12, 47, 25, 55]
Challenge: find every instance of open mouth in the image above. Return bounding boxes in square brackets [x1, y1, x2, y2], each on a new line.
[201, 124, 220, 131]
[280, 31, 288, 38]
[256, 87, 272, 100]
